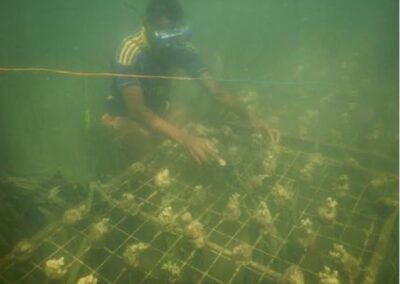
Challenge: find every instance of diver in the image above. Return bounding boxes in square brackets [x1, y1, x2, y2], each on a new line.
[101, 0, 279, 165]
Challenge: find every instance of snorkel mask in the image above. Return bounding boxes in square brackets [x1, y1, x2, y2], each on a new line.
[150, 25, 191, 48]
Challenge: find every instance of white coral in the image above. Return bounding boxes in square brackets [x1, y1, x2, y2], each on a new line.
[45, 257, 67, 280]
[12, 240, 33, 260]
[300, 164, 314, 182]
[318, 266, 340, 284]
[296, 218, 316, 248]
[90, 218, 110, 242]
[119, 192, 140, 214]
[318, 197, 338, 222]
[263, 149, 278, 176]
[251, 132, 263, 145]
[329, 244, 360, 281]
[76, 274, 98, 284]
[123, 242, 149, 269]
[252, 201, 274, 234]
[281, 265, 305, 284]
[272, 183, 294, 206]
[232, 243, 252, 264]
[370, 175, 388, 189]
[180, 212, 193, 223]
[161, 261, 181, 283]
[181, 212, 207, 249]
[249, 175, 267, 189]
[127, 162, 145, 175]
[48, 186, 61, 201]
[300, 154, 324, 182]
[333, 175, 350, 197]
[224, 193, 241, 220]
[155, 169, 172, 188]
[189, 185, 207, 204]
[158, 206, 177, 227]
[63, 205, 87, 225]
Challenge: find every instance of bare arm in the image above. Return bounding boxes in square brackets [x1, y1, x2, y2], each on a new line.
[122, 85, 222, 164]
[198, 71, 280, 143]
[199, 72, 254, 120]
[122, 85, 186, 142]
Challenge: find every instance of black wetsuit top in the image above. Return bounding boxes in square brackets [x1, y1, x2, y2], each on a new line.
[106, 27, 207, 116]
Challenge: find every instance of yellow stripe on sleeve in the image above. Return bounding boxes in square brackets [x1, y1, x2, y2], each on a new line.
[125, 45, 141, 66]
[117, 28, 148, 65]
[118, 38, 140, 64]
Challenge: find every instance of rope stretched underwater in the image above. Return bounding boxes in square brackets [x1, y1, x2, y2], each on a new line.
[0, 67, 198, 81]
[0, 67, 331, 86]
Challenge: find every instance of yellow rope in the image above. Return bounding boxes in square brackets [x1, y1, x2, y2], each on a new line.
[0, 67, 198, 81]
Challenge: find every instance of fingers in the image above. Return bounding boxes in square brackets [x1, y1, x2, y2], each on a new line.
[188, 148, 202, 165]
[204, 141, 222, 161]
[206, 149, 222, 164]
[188, 144, 208, 165]
[205, 141, 227, 166]
[186, 139, 223, 166]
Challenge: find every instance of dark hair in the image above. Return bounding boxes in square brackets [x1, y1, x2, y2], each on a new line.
[145, 0, 184, 27]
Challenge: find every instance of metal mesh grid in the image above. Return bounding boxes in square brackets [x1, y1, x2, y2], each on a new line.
[0, 134, 398, 284]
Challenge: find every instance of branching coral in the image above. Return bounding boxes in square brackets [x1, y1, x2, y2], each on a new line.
[161, 261, 181, 283]
[123, 242, 149, 269]
[252, 201, 274, 234]
[11, 240, 33, 261]
[89, 218, 110, 243]
[232, 243, 252, 265]
[63, 204, 87, 225]
[296, 218, 316, 249]
[300, 154, 324, 183]
[76, 274, 98, 284]
[272, 183, 294, 206]
[155, 169, 172, 188]
[224, 193, 241, 220]
[181, 212, 207, 249]
[329, 244, 360, 282]
[158, 206, 177, 228]
[262, 146, 279, 176]
[318, 266, 341, 284]
[118, 192, 140, 214]
[280, 265, 305, 284]
[318, 197, 338, 223]
[45, 257, 67, 280]
[332, 175, 350, 197]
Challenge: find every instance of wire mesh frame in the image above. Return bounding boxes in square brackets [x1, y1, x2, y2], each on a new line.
[0, 142, 397, 284]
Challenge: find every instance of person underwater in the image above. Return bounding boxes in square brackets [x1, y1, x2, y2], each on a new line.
[102, 0, 279, 165]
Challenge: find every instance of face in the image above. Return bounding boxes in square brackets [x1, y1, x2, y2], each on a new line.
[153, 16, 177, 31]
[147, 16, 187, 50]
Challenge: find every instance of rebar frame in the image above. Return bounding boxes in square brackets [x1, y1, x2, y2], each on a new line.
[0, 137, 398, 284]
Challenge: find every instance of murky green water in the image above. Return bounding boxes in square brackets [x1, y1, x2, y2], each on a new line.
[0, 0, 398, 283]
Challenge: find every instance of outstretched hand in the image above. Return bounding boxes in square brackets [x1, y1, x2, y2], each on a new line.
[180, 134, 223, 165]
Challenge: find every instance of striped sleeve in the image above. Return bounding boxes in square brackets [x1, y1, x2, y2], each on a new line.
[115, 29, 145, 66]
[114, 29, 146, 90]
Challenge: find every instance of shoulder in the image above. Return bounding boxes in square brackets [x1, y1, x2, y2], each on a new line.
[115, 28, 148, 66]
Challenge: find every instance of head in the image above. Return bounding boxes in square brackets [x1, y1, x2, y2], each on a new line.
[144, 0, 190, 49]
